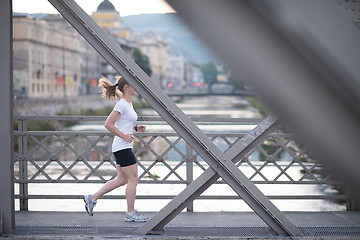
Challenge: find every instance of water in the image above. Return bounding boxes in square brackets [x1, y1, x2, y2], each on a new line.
[15, 95, 345, 212]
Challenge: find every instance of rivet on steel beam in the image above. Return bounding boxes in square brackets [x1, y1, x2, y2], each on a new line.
[103, 154, 111, 161]
[156, 156, 164, 162]
[50, 153, 58, 161]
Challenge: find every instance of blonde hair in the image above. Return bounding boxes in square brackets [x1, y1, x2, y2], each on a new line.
[98, 76, 129, 101]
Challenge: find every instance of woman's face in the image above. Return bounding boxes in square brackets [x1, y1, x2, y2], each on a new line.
[126, 84, 137, 96]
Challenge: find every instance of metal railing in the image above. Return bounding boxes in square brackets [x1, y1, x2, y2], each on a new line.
[13, 116, 354, 211]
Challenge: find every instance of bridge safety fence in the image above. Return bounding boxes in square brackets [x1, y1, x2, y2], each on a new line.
[12, 116, 355, 211]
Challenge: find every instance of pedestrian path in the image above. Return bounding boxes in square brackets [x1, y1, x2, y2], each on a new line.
[8, 211, 360, 239]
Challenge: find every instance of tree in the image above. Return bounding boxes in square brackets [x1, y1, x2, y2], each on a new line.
[200, 62, 218, 91]
[223, 64, 245, 90]
[133, 48, 152, 77]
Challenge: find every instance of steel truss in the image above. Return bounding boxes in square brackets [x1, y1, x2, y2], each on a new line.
[165, 0, 360, 197]
[48, 0, 302, 236]
[136, 115, 285, 235]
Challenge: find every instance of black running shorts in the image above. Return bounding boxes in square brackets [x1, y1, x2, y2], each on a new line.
[113, 148, 137, 167]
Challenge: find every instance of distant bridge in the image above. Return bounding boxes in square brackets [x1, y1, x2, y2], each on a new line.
[165, 87, 254, 97]
[165, 82, 254, 97]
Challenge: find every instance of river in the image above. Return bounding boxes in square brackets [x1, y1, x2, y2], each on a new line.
[15, 95, 345, 213]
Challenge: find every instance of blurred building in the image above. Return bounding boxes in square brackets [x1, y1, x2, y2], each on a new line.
[92, 0, 134, 41]
[169, 55, 185, 89]
[13, 15, 81, 98]
[93, 0, 171, 88]
[184, 62, 204, 88]
[136, 31, 171, 88]
[92, 0, 135, 83]
[12, 0, 179, 98]
[42, 14, 103, 96]
[79, 37, 103, 95]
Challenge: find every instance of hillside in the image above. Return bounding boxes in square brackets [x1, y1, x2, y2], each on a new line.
[123, 13, 219, 63]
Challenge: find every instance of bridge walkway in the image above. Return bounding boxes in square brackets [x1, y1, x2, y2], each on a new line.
[7, 211, 360, 239]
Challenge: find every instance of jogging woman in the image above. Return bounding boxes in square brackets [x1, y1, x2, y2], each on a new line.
[83, 76, 148, 222]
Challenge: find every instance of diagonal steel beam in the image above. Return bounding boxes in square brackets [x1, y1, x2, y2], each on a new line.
[136, 115, 292, 235]
[166, 0, 360, 195]
[48, 0, 301, 236]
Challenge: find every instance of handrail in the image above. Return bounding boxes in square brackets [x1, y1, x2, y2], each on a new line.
[13, 116, 353, 211]
[14, 115, 263, 124]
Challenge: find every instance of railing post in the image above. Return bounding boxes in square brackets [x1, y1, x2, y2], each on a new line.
[186, 143, 193, 212]
[0, 212, 3, 235]
[18, 118, 28, 211]
[346, 189, 360, 211]
[346, 188, 351, 211]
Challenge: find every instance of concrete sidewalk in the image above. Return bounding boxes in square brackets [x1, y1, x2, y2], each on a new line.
[5, 211, 360, 239]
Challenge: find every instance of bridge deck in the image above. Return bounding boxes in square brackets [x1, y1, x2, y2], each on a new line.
[8, 211, 360, 239]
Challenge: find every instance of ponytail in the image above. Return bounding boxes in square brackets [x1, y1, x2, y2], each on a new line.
[98, 76, 129, 101]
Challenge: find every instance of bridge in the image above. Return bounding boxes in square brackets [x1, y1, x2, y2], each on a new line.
[13, 211, 360, 239]
[9, 115, 360, 239]
[1, 0, 360, 239]
[165, 86, 254, 97]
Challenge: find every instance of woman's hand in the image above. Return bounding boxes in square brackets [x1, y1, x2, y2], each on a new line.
[123, 133, 135, 143]
[137, 125, 146, 133]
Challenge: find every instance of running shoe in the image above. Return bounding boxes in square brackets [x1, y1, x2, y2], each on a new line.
[125, 210, 148, 222]
[83, 195, 97, 216]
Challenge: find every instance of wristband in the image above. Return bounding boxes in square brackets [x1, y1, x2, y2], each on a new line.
[135, 125, 138, 132]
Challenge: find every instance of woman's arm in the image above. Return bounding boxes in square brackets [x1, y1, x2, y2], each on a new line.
[105, 111, 134, 143]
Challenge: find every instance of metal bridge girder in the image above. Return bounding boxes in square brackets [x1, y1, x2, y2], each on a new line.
[165, 0, 360, 196]
[0, 0, 15, 234]
[136, 115, 295, 235]
[48, 0, 301, 236]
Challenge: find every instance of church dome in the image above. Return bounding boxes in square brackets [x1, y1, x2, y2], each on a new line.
[97, 0, 116, 11]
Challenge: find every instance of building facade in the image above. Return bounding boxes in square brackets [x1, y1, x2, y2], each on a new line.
[136, 32, 171, 88]
[184, 62, 204, 88]
[169, 55, 185, 89]
[92, 0, 135, 83]
[93, 0, 171, 88]
[13, 0, 179, 98]
[79, 37, 103, 95]
[13, 15, 81, 98]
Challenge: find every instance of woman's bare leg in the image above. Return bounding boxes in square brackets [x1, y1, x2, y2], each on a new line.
[120, 163, 139, 213]
[92, 164, 127, 201]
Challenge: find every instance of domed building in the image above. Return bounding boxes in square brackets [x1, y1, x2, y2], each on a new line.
[92, 0, 133, 40]
[91, 0, 135, 81]
[97, 0, 116, 11]
[92, 0, 170, 88]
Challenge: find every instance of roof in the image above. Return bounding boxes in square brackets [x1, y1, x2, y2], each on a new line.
[97, 0, 116, 11]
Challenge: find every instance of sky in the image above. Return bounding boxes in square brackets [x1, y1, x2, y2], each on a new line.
[12, 0, 175, 17]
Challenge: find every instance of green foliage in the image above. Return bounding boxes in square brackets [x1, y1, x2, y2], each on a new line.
[222, 64, 245, 90]
[134, 48, 152, 77]
[132, 96, 151, 109]
[57, 106, 113, 117]
[27, 120, 56, 131]
[258, 139, 285, 162]
[244, 97, 271, 118]
[200, 62, 218, 87]
[259, 142, 281, 161]
[57, 107, 114, 127]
